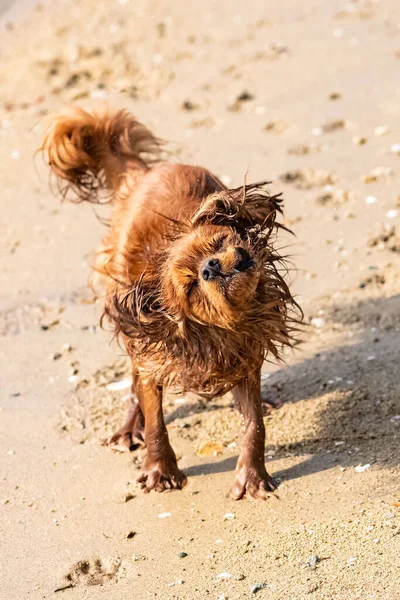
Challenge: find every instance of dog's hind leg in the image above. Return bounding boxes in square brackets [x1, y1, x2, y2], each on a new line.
[102, 367, 145, 452]
[260, 387, 284, 415]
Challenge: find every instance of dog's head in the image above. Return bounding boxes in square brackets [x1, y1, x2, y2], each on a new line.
[162, 183, 285, 329]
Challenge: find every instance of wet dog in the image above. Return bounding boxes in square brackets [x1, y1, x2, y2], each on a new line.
[42, 106, 301, 499]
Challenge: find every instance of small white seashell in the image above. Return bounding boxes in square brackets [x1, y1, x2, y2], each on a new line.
[106, 378, 132, 391]
[311, 317, 325, 328]
[223, 513, 235, 520]
[355, 464, 371, 473]
[220, 174, 232, 186]
[374, 125, 390, 137]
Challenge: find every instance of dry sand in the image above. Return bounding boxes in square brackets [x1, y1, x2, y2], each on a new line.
[1, 1, 400, 598]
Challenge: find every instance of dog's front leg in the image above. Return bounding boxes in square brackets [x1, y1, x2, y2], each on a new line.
[231, 369, 277, 500]
[136, 375, 187, 493]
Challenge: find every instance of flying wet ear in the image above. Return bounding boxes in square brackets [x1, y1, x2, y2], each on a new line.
[191, 181, 284, 236]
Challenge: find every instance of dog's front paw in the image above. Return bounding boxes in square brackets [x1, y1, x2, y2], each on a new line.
[230, 464, 277, 500]
[137, 461, 187, 493]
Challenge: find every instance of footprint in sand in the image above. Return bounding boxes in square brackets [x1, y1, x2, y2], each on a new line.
[55, 557, 126, 591]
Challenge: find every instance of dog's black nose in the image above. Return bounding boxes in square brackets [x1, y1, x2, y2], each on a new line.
[234, 247, 253, 272]
[202, 257, 221, 281]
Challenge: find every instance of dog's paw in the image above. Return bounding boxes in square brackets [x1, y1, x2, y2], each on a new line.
[137, 461, 187, 493]
[101, 428, 145, 453]
[261, 389, 284, 415]
[230, 465, 277, 500]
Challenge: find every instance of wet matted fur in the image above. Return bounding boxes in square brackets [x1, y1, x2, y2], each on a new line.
[41, 105, 302, 500]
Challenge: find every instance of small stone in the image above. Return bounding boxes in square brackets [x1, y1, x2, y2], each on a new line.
[223, 513, 235, 520]
[264, 120, 288, 134]
[365, 196, 377, 205]
[387, 209, 398, 218]
[362, 167, 392, 183]
[182, 100, 198, 111]
[123, 493, 135, 503]
[353, 135, 367, 145]
[217, 572, 233, 580]
[374, 125, 390, 137]
[174, 397, 186, 405]
[126, 530, 136, 539]
[250, 582, 267, 594]
[158, 512, 171, 519]
[391, 143, 400, 155]
[7, 449, 15, 455]
[322, 119, 346, 132]
[309, 555, 320, 568]
[11, 149, 20, 160]
[178, 552, 188, 558]
[311, 127, 322, 136]
[355, 463, 371, 473]
[106, 378, 132, 392]
[237, 90, 254, 102]
[197, 441, 223, 457]
[311, 317, 325, 329]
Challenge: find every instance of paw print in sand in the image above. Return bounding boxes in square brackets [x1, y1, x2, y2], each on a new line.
[55, 557, 124, 591]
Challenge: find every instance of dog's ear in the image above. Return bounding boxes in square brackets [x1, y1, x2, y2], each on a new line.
[191, 181, 284, 234]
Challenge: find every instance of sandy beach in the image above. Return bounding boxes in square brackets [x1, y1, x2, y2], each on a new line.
[1, 1, 400, 598]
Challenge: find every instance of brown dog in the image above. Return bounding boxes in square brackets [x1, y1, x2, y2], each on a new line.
[42, 106, 301, 500]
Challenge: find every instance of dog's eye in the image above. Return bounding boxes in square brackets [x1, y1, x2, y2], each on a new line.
[213, 235, 226, 252]
[187, 280, 197, 296]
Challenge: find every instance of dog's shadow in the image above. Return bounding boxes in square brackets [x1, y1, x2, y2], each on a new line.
[180, 294, 400, 481]
[185, 452, 337, 483]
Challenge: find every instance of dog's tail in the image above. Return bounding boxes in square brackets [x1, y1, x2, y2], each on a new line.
[41, 106, 161, 203]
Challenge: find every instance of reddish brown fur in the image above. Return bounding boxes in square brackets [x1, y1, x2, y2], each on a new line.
[41, 106, 301, 500]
